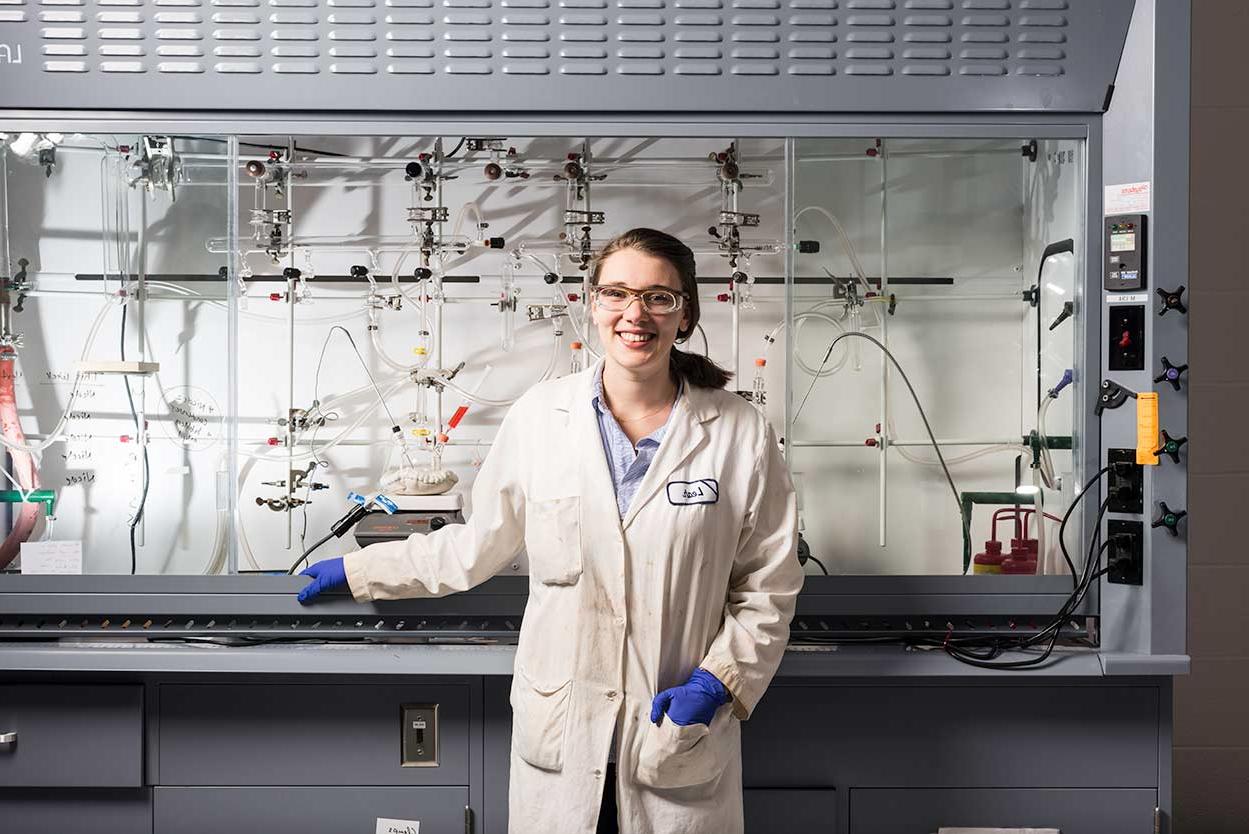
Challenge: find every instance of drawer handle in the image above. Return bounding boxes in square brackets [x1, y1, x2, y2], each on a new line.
[0, 732, 16, 745]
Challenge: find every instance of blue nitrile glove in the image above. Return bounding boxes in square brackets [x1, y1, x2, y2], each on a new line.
[650, 668, 732, 727]
[297, 557, 347, 604]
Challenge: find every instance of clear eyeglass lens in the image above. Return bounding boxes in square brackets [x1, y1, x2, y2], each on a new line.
[595, 287, 680, 313]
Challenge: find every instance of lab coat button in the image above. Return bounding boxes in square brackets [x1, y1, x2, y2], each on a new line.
[593, 768, 603, 777]
[606, 689, 617, 699]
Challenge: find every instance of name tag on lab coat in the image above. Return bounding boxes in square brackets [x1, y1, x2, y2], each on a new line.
[666, 479, 719, 506]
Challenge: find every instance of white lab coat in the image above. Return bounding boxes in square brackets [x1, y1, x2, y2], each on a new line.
[344, 361, 804, 834]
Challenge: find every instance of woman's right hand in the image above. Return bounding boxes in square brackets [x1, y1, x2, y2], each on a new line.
[297, 557, 348, 604]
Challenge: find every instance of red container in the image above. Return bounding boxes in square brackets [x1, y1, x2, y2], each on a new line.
[973, 540, 1005, 575]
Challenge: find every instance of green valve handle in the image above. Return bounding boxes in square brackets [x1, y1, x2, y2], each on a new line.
[1151, 501, 1187, 537]
[1152, 429, 1187, 464]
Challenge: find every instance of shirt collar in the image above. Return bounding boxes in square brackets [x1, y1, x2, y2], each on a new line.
[591, 363, 683, 446]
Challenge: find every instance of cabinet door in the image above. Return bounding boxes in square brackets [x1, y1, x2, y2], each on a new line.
[849, 788, 1157, 834]
[155, 786, 469, 834]
[0, 684, 143, 787]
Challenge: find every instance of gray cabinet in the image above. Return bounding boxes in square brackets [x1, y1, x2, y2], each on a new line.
[0, 789, 152, 834]
[0, 684, 143, 787]
[744, 788, 837, 833]
[155, 786, 469, 834]
[742, 683, 1160, 789]
[849, 788, 1158, 834]
[158, 682, 471, 786]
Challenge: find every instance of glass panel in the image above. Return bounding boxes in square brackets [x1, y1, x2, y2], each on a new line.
[0, 134, 231, 574]
[789, 137, 1086, 576]
[219, 136, 788, 573]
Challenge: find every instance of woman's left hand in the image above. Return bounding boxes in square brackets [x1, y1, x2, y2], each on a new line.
[650, 668, 732, 727]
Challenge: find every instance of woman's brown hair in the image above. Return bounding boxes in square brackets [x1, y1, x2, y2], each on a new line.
[588, 227, 732, 390]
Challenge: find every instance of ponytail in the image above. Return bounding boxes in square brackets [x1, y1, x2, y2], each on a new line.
[670, 347, 732, 390]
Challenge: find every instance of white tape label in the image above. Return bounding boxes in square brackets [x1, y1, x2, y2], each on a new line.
[376, 819, 420, 834]
[1105, 181, 1151, 215]
[1107, 293, 1149, 304]
[20, 540, 83, 575]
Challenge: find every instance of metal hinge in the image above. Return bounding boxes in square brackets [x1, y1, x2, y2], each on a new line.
[1154, 806, 1162, 834]
[465, 806, 474, 834]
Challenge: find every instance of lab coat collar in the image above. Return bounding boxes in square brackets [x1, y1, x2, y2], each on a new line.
[568, 357, 719, 531]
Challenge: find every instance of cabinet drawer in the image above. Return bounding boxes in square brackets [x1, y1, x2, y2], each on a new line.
[849, 788, 1158, 834]
[155, 786, 468, 834]
[0, 684, 143, 787]
[158, 683, 470, 785]
[745, 788, 836, 833]
[0, 789, 151, 833]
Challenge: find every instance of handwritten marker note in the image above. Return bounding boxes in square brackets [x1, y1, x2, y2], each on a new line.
[375, 819, 420, 834]
[20, 540, 83, 575]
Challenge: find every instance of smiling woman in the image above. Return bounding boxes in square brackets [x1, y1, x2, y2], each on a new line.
[303, 224, 803, 834]
[588, 227, 733, 397]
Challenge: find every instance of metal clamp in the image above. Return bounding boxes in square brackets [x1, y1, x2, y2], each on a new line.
[0, 731, 16, 744]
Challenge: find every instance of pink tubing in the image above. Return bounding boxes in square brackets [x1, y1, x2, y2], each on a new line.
[0, 353, 42, 569]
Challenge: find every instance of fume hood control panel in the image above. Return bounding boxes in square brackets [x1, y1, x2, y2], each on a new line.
[1105, 213, 1147, 291]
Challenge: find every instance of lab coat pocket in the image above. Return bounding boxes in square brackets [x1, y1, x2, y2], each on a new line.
[524, 496, 583, 586]
[510, 666, 574, 772]
[635, 708, 728, 790]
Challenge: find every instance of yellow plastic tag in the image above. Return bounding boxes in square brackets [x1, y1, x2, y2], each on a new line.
[1136, 392, 1159, 465]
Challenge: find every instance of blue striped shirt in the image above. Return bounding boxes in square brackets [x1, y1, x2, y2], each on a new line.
[591, 364, 679, 517]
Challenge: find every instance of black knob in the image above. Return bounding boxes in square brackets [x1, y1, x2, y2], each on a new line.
[731, 271, 749, 284]
[350, 265, 368, 279]
[483, 162, 502, 181]
[413, 267, 433, 281]
[1154, 356, 1188, 392]
[562, 161, 583, 180]
[719, 161, 740, 181]
[1095, 379, 1134, 416]
[1153, 429, 1187, 464]
[282, 267, 301, 280]
[245, 160, 266, 178]
[405, 161, 424, 180]
[429, 516, 447, 531]
[797, 240, 820, 254]
[1151, 501, 1187, 537]
[1156, 285, 1187, 316]
[542, 272, 560, 285]
[486, 237, 505, 249]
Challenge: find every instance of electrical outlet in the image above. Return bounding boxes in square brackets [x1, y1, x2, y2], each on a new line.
[1107, 519, 1144, 586]
[1107, 448, 1143, 514]
[401, 704, 439, 767]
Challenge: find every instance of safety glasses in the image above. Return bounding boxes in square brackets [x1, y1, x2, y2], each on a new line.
[591, 284, 686, 314]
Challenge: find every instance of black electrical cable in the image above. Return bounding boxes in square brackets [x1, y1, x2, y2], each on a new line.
[794, 331, 969, 560]
[120, 303, 149, 576]
[443, 138, 467, 159]
[944, 499, 1120, 670]
[286, 499, 375, 575]
[807, 555, 829, 576]
[1056, 464, 1113, 590]
[288, 528, 335, 576]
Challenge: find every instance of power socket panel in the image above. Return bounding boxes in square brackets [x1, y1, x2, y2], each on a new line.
[1108, 448, 1143, 514]
[1107, 519, 1144, 586]
[401, 704, 439, 767]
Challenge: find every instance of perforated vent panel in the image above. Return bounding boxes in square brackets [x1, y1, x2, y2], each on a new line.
[0, 0, 1135, 113]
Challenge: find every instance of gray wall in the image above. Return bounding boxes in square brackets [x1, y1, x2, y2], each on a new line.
[1175, 0, 1249, 829]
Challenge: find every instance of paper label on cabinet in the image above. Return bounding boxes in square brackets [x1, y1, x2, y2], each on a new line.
[20, 540, 83, 574]
[1104, 181, 1151, 214]
[376, 819, 420, 834]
